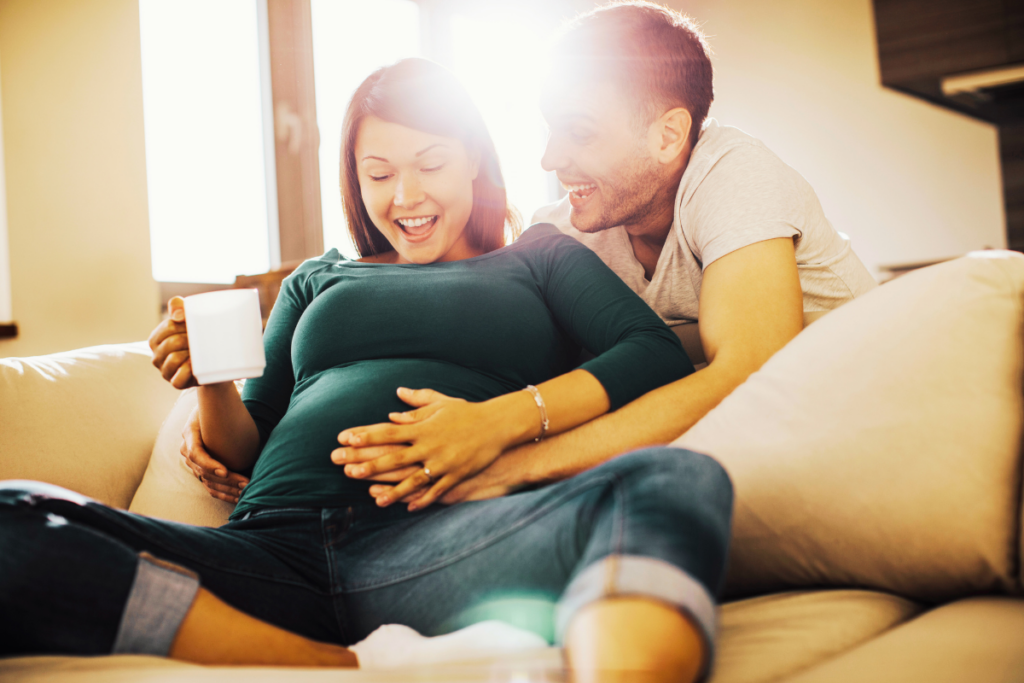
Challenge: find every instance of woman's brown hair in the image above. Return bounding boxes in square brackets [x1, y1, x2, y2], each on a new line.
[341, 58, 521, 257]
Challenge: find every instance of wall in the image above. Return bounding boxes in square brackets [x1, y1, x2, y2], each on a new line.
[671, 0, 1006, 274]
[0, 49, 11, 324]
[0, 0, 157, 357]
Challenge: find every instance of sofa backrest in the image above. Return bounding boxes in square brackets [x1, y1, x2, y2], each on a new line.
[677, 251, 1024, 602]
[0, 342, 180, 509]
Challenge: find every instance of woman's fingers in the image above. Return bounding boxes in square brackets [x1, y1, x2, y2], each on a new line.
[365, 466, 421, 483]
[331, 444, 403, 464]
[337, 423, 412, 448]
[169, 358, 197, 390]
[396, 387, 461, 408]
[342, 447, 422, 479]
[388, 406, 437, 424]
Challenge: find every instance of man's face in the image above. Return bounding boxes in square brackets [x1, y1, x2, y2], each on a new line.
[541, 81, 668, 233]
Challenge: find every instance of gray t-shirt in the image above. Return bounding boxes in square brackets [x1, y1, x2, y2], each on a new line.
[532, 119, 877, 325]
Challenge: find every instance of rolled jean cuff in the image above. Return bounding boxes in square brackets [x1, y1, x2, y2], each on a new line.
[112, 551, 200, 656]
[555, 555, 717, 678]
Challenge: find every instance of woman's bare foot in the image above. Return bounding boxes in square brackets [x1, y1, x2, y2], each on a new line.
[565, 597, 705, 683]
[169, 587, 357, 667]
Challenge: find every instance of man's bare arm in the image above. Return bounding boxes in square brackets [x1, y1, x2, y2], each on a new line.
[438, 237, 804, 502]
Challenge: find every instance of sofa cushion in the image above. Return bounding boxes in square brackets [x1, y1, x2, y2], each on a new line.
[0, 342, 180, 509]
[129, 388, 235, 527]
[676, 251, 1024, 601]
[712, 590, 921, 683]
[783, 597, 1024, 683]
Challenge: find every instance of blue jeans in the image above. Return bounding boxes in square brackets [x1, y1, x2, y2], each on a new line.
[0, 447, 732, 665]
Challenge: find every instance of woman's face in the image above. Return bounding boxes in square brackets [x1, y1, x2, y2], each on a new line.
[355, 117, 481, 264]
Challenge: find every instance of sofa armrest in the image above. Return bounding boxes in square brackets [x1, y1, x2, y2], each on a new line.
[0, 342, 181, 509]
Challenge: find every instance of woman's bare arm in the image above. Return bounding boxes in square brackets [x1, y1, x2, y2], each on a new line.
[150, 297, 261, 474]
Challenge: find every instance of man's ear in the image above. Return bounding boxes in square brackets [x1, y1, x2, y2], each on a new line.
[650, 107, 693, 165]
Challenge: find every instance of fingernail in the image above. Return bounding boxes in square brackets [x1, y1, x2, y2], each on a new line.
[238, 482, 246, 489]
[335, 450, 347, 462]
[338, 431, 351, 444]
[216, 469, 226, 477]
[172, 310, 184, 322]
[350, 435, 362, 446]
[408, 503, 419, 512]
[378, 496, 390, 506]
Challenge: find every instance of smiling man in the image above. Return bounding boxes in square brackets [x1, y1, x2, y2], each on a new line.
[409, 0, 878, 502]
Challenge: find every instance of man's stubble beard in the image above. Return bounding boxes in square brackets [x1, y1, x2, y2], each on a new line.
[570, 154, 670, 234]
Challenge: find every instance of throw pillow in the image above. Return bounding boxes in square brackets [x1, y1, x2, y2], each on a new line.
[676, 251, 1024, 601]
[128, 388, 235, 527]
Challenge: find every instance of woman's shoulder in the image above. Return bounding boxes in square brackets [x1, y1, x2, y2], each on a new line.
[508, 222, 589, 256]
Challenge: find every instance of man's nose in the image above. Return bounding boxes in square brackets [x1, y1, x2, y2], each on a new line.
[540, 135, 568, 172]
[394, 173, 425, 208]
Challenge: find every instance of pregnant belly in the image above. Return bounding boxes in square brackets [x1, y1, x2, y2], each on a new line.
[239, 359, 511, 509]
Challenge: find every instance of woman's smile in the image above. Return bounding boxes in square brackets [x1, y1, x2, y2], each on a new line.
[394, 215, 439, 242]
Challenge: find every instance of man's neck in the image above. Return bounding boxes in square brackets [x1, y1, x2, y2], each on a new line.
[623, 167, 685, 281]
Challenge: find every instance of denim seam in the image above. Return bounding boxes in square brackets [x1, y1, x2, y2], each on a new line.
[79, 503, 328, 592]
[322, 509, 352, 643]
[342, 470, 637, 592]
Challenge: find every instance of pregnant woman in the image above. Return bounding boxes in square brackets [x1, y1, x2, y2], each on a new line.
[0, 59, 732, 683]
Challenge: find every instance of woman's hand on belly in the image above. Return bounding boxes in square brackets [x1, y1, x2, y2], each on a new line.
[330, 387, 523, 511]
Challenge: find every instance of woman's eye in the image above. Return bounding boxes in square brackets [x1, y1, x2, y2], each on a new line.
[422, 164, 444, 173]
[368, 174, 391, 182]
[570, 130, 594, 144]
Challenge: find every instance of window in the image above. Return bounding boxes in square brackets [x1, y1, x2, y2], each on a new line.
[139, 0, 274, 284]
[140, 0, 574, 284]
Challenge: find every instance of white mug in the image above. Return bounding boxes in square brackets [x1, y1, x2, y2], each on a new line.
[183, 289, 266, 385]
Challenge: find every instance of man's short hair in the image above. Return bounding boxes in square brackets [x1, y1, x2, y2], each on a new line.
[549, 1, 714, 145]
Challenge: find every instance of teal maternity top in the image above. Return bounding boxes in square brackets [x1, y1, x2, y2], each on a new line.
[231, 224, 694, 519]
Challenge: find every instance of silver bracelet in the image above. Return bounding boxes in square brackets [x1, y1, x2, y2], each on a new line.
[524, 385, 549, 442]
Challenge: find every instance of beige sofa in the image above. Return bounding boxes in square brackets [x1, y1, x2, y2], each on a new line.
[2, 251, 1024, 682]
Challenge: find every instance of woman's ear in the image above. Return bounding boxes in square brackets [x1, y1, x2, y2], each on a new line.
[468, 146, 481, 181]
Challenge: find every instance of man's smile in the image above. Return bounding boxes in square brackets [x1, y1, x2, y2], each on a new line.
[561, 180, 599, 208]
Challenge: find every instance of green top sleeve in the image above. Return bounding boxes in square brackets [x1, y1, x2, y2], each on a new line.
[528, 225, 694, 410]
[240, 257, 328, 450]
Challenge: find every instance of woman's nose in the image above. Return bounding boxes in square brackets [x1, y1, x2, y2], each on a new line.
[393, 174, 425, 209]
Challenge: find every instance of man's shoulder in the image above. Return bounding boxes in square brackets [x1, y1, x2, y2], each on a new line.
[687, 120, 782, 182]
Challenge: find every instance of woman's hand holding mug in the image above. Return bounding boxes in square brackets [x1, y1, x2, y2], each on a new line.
[148, 296, 197, 390]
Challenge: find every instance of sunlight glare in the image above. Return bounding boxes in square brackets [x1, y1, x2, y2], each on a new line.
[310, 0, 421, 259]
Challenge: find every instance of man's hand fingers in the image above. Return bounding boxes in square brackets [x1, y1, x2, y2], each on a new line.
[330, 444, 403, 465]
[365, 466, 420, 483]
[373, 468, 437, 507]
[407, 474, 457, 512]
